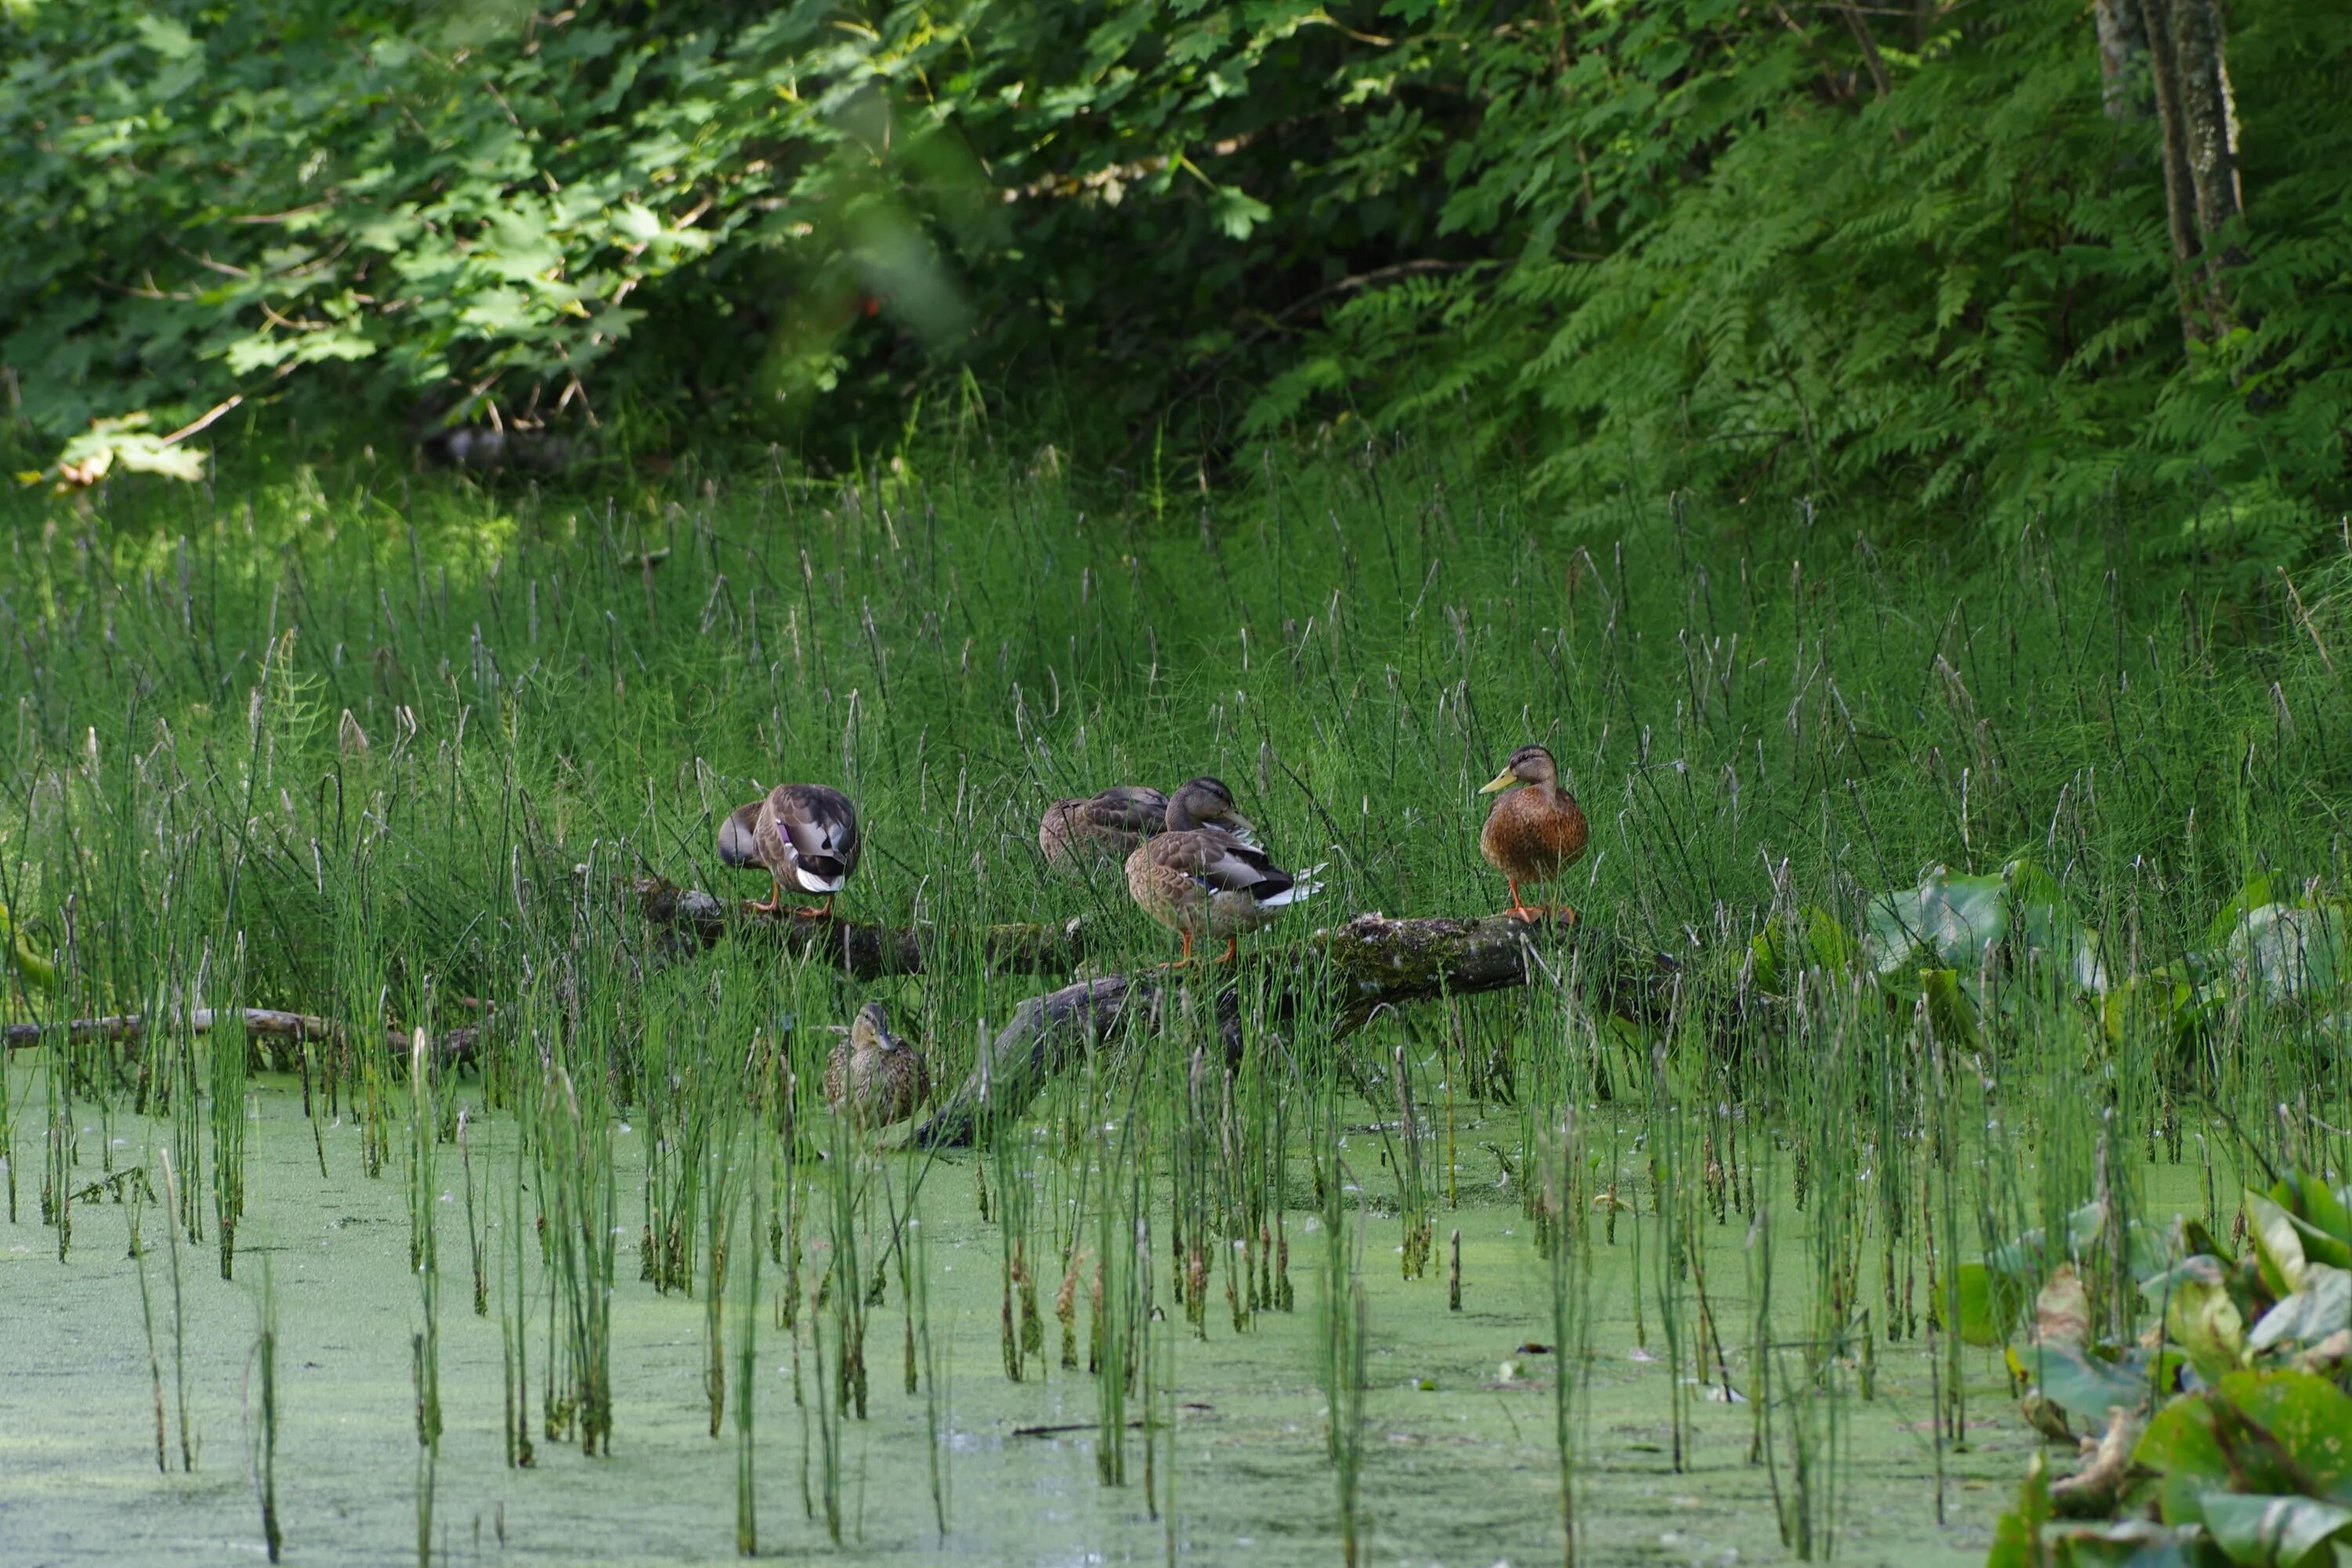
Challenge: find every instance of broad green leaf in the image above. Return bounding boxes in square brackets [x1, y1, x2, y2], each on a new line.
[2143, 1254, 2228, 1310]
[1959, 1261, 2029, 1348]
[2166, 1273, 2249, 1385]
[1863, 865, 2006, 975]
[2249, 1267, 2350, 1357]
[2270, 1175, 2352, 1264]
[132, 13, 201, 58]
[1918, 967, 1983, 1048]
[2137, 1396, 2230, 1525]
[1210, 184, 1272, 240]
[1987, 1450, 2053, 1568]
[0, 902, 55, 991]
[2216, 1370, 2352, 1504]
[2227, 903, 2348, 1004]
[1748, 906, 1853, 994]
[2248, 1192, 2310, 1298]
[2210, 876, 2278, 949]
[2017, 1340, 2149, 1425]
[2042, 1522, 2202, 1567]
[2005, 856, 2109, 993]
[2198, 1491, 2352, 1566]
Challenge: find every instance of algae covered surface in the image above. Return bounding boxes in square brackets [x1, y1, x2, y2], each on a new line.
[3, 1073, 2056, 1568]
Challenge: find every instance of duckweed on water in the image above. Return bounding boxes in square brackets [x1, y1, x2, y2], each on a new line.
[2, 448, 2347, 1566]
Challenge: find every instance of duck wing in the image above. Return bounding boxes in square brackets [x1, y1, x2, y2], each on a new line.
[770, 784, 862, 882]
[1086, 786, 1170, 834]
[1156, 829, 1297, 900]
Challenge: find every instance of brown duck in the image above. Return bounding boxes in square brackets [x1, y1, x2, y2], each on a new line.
[718, 783, 862, 916]
[1038, 786, 1169, 870]
[1478, 744, 1588, 922]
[1124, 777, 1323, 962]
[824, 1001, 931, 1128]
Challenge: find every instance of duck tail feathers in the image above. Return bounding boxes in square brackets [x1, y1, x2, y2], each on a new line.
[1259, 864, 1328, 908]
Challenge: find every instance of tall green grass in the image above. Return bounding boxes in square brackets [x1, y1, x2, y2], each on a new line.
[3, 441, 2348, 1560]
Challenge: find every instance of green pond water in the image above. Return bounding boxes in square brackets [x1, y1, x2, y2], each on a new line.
[3, 1074, 2092, 1568]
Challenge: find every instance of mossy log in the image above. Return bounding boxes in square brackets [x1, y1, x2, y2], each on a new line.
[909, 911, 1683, 1147]
[630, 877, 1091, 977]
[3, 898, 1679, 1118]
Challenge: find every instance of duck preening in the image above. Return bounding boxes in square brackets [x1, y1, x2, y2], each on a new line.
[719, 783, 862, 916]
[1478, 744, 1588, 922]
[1124, 776, 1324, 963]
[824, 1001, 931, 1128]
[1038, 786, 1170, 869]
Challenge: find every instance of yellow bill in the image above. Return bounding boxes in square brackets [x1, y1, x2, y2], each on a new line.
[1478, 769, 1517, 794]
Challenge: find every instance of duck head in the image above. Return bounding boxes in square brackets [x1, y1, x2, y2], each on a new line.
[1167, 775, 1255, 839]
[1480, 745, 1560, 793]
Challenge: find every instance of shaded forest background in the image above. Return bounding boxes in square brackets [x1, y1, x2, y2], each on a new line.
[3, 0, 2348, 568]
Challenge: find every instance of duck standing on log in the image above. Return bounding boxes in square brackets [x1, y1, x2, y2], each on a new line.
[1038, 786, 1170, 870]
[718, 783, 862, 916]
[1478, 744, 1588, 922]
[1124, 776, 1324, 963]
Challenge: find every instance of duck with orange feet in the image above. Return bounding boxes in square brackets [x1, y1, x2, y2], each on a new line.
[1477, 744, 1588, 922]
[1124, 777, 1323, 964]
[718, 783, 862, 916]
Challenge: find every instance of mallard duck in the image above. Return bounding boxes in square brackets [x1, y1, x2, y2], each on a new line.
[1124, 777, 1324, 962]
[1478, 744, 1588, 922]
[718, 783, 862, 916]
[1039, 786, 1169, 869]
[823, 1002, 931, 1127]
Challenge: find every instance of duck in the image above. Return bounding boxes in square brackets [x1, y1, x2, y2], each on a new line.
[823, 1001, 931, 1127]
[718, 783, 862, 916]
[1038, 786, 1170, 869]
[1124, 777, 1324, 962]
[1477, 744, 1588, 922]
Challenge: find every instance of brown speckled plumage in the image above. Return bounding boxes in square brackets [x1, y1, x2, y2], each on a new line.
[1039, 786, 1169, 869]
[1123, 778, 1324, 960]
[824, 1002, 931, 1127]
[1477, 745, 1588, 920]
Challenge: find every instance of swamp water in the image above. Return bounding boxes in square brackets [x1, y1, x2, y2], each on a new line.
[0, 1068, 2122, 1568]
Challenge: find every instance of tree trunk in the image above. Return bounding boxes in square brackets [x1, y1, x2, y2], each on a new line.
[2093, 0, 2152, 121]
[2140, 0, 2243, 344]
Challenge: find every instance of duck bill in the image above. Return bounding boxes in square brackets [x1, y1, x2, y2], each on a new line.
[1225, 814, 1261, 847]
[1478, 769, 1517, 794]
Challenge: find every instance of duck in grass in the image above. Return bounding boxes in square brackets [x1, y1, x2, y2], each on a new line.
[1478, 744, 1588, 923]
[1124, 777, 1324, 964]
[1038, 786, 1170, 870]
[824, 1002, 931, 1128]
[718, 783, 862, 916]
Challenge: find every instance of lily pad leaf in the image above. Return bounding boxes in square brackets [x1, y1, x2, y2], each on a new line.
[2017, 1340, 2149, 1426]
[2227, 902, 2348, 1004]
[1960, 1260, 2031, 1348]
[1863, 864, 2005, 975]
[2247, 1191, 2310, 1298]
[2198, 1490, 2352, 1566]
[2249, 1267, 2351, 1357]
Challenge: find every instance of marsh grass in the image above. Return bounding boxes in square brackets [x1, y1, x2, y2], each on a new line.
[251, 1257, 284, 1563]
[5, 439, 2351, 1560]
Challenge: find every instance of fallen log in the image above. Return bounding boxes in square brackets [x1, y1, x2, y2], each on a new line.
[908, 911, 1683, 1147]
[631, 877, 1092, 978]
[2, 1007, 482, 1065]
[2, 898, 1681, 1130]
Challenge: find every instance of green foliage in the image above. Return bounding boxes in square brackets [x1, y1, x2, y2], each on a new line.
[1269, 1, 2352, 561]
[1984, 1175, 2352, 1568]
[5, 0, 2349, 554]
